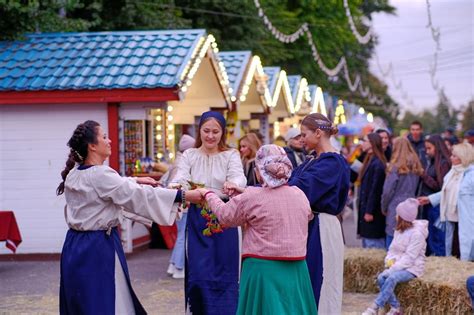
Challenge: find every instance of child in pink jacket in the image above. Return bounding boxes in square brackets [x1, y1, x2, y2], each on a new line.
[363, 198, 428, 315]
[196, 144, 317, 315]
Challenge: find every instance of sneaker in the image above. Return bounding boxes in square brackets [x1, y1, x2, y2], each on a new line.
[166, 263, 176, 276]
[172, 268, 185, 279]
[386, 307, 401, 315]
[362, 304, 379, 315]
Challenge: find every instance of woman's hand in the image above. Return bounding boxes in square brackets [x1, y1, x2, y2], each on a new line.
[222, 182, 244, 197]
[135, 177, 158, 187]
[417, 196, 431, 206]
[186, 190, 203, 204]
[196, 188, 209, 198]
[364, 213, 374, 222]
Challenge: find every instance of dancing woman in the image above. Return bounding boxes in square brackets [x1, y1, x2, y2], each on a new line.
[287, 113, 350, 315]
[57, 120, 201, 314]
[171, 111, 246, 315]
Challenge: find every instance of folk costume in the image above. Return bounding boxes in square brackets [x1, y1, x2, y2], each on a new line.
[204, 145, 317, 315]
[172, 111, 246, 315]
[60, 165, 179, 314]
[288, 152, 350, 315]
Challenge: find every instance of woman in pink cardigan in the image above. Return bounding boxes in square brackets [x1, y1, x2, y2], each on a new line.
[196, 144, 317, 315]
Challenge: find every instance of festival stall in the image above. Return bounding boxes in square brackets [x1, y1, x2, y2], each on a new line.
[219, 51, 273, 144]
[0, 29, 232, 254]
[263, 67, 296, 140]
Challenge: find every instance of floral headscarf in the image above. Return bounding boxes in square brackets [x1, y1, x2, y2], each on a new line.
[255, 144, 293, 188]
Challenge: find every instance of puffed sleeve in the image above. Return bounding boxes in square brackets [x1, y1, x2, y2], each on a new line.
[226, 149, 247, 188]
[169, 149, 192, 189]
[91, 166, 179, 225]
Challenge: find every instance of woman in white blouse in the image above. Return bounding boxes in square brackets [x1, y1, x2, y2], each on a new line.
[56, 120, 200, 315]
[171, 111, 246, 315]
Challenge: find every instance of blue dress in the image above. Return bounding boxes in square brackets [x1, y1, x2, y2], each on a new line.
[185, 203, 239, 315]
[288, 152, 350, 308]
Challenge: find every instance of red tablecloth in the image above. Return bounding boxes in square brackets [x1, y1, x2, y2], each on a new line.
[0, 211, 22, 253]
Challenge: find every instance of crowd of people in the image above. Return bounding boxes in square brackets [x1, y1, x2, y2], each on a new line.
[56, 113, 473, 315]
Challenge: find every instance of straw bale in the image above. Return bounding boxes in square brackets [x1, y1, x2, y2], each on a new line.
[344, 247, 474, 314]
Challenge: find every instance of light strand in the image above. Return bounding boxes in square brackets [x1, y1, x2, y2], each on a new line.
[254, 0, 384, 105]
[343, 0, 373, 44]
[425, 0, 442, 92]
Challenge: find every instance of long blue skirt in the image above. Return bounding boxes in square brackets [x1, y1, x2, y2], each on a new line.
[306, 215, 323, 308]
[185, 204, 240, 315]
[60, 228, 146, 315]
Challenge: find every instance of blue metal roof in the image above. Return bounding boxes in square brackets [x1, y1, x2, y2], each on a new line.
[308, 84, 317, 101]
[218, 51, 251, 94]
[0, 30, 206, 91]
[287, 75, 301, 103]
[263, 67, 280, 95]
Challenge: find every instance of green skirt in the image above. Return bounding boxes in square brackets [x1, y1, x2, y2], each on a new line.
[237, 258, 318, 315]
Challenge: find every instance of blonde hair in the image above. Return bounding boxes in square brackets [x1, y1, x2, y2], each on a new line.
[452, 143, 474, 167]
[388, 137, 424, 176]
[239, 133, 262, 161]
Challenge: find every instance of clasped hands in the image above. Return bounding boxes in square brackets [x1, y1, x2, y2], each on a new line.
[184, 182, 244, 204]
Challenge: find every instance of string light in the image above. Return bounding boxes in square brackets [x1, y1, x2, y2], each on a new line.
[253, 0, 385, 105]
[358, 107, 365, 114]
[179, 34, 232, 104]
[334, 100, 346, 125]
[374, 52, 414, 107]
[233, 55, 273, 110]
[309, 86, 327, 116]
[367, 112, 374, 123]
[343, 0, 373, 44]
[426, 0, 442, 92]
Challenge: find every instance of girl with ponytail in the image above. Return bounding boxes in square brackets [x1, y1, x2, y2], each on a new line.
[57, 120, 201, 314]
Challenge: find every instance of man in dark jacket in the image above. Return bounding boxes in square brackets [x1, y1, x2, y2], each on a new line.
[407, 121, 427, 168]
[283, 128, 306, 168]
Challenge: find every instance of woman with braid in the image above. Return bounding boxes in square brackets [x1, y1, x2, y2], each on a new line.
[287, 113, 350, 315]
[57, 120, 201, 315]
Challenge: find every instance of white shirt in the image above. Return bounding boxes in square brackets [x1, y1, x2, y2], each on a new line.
[64, 165, 178, 231]
[171, 148, 247, 197]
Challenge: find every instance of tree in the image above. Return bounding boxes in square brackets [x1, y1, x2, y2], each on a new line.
[0, 0, 98, 40]
[0, 0, 398, 125]
[460, 99, 474, 133]
[395, 90, 459, 136]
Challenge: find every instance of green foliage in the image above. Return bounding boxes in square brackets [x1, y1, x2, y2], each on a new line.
[0, 0, 399, 125]
[395, 90, 459, 135]
[0, 0, 97, 40]
[460, 99, 474, 133]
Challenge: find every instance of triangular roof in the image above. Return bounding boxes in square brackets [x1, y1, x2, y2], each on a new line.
[218, 51, 251, 97]
[308, 84, 327, 116]
[262, 66, 280, 96]
[0, 30, 205, 91]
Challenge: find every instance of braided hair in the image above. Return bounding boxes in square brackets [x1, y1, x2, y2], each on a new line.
[56, 120, 100, 195]
[301, 113, 338, 136]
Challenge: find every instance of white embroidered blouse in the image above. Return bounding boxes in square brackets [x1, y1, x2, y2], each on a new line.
[171, 148, 247, 198]
[64, 165, 179, 231]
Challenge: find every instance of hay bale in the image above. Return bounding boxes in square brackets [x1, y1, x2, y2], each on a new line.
[344, 247, 474, 314]
[344, 248, 386, 293]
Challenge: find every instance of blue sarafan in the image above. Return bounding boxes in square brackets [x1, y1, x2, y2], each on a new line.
[0, 29, 206, 91]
